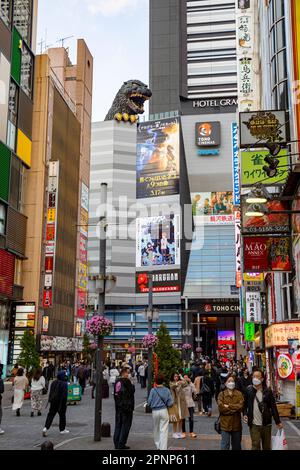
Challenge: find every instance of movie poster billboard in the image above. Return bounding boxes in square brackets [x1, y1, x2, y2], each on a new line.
[243, 236, 292, 272]
[192, 192, 234, 224]
[242, 198, 290, 234]
[136, 118, 180, 199]
[136, 215, 180, 268]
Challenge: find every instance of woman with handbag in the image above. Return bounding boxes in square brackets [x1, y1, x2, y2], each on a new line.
[217, 374, 244, 450]
[30, 367, 46, 417]
[148, 373, 173, 450]
[169, 372, 189, 439]
[12, 368, 29, 417]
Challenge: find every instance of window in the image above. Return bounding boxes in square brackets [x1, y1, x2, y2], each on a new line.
[20, 43, 33, 98]
[13, 0, 33, 46]
[9, 154, 24, 211]
[14, 258, 22, 285]
[0, 0, 12, 28]
[0, 202, 6, 235]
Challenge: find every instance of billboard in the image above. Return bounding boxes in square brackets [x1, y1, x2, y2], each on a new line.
[241, 150, 289, 186]
[136, 117, 180, 199]
[242, 199, 290, 234]
[0, 249, 15, 297]
[239, 110, 289, 148]
[231, 123, 240, 205]
[195, 122, 220, 147]
[192, 192, 234, 224]
[136, 270, 180, 294]
[136, 215, 180, 268]
[40, 335, 83, 352]
[217, 330, 236, 363]
[243, 236, 291, 272]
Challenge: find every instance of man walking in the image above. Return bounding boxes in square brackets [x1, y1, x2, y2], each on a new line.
[138, 362, 146, 389]
[113, 368, 135, 450]
[43, 371, 69, 437]
[244, 369, 282, 450]
[77, 362, 87, 395]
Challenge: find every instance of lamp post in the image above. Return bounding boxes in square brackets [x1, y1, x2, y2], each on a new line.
[144, 273, 159, 406]
[94, 183, 107, 442]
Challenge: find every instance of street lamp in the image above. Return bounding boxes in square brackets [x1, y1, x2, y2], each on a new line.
[144, 273, 159, 404]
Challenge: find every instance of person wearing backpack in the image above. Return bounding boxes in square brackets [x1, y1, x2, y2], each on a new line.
[42, 371, 69, 437]
[0, 370, 4, 434]
[113, 367, 135, 450]
[148, 373, 173, 450]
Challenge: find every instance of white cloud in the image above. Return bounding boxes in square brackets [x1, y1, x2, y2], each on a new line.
[83, 0, 144, 16]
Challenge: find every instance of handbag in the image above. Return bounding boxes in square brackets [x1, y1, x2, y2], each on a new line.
[214, 415, 221, 434]
[153, 388, 180, 423]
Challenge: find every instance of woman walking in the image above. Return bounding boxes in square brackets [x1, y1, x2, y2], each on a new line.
[169, 372, 189, 439]
[12, 368, 29, 417]
[109, 363, 120, 392]
[201, 370, 214, 417]
[182, 374, 197, 438]
[218, 375, 244, 450]
[31, 367, 46, 417]
[194, 372, 204, 415]
[148, 373, 173, 450]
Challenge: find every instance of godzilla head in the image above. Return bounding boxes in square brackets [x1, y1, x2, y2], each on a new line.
[105, 79, 152, 122]
[123, 79, 152, 115]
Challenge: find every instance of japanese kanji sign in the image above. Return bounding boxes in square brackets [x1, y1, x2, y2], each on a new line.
[241, 149, 289, 186]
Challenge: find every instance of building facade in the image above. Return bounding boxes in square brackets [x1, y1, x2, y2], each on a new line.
[9, 41, 93, 367]
[0, 0, 38, 377]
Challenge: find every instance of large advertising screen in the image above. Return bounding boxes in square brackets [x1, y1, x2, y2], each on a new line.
[217, 330, 236, 363]
[192, 192, 234, 224]
[136, 117, 180, 199]
[136, 270, 180, 294]
[136, 215, 180, 268]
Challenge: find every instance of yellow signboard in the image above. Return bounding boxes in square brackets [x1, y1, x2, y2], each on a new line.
[47, 208, 56, 223]
[243, 273, 264, 282]
[265, 322, 300, 348]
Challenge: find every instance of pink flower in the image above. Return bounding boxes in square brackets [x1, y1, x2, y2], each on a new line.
[142, 334, 158, 349]
[182, 343, 192, 350]
[86, 316, 113, 337]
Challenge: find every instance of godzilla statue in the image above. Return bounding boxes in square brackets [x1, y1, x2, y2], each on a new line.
[105, 79, 152, 123]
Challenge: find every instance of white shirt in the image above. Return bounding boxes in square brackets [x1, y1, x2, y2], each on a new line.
[253, 389, 263, 426]
[109, 369, 119, 384]
[31, 376, 45, 392]
[138, 365, 145, 377]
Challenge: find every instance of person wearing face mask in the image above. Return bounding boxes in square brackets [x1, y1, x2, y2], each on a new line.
[237, 367, 252, 397]
[243, 369, 282, 450]
[217, 375, 244, 450]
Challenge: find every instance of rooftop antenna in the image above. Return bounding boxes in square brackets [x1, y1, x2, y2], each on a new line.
[56, 35, 74, 48]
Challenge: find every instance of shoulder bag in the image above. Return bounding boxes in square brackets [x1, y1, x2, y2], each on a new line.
[153, 388, 180, 423]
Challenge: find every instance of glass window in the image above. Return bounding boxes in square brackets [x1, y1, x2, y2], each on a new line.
[9, 154, 24, 211]
[0, 0, 12, 28]
[275, 0, 285, 20]
[13, 0, 33, 45]
[8, 80, 19, 125]
[278, 80, 288, 110]
[6, 120, 16, 151]
[276, 19, 286, 51]
[0, 202, 6, 235]
[277, 49, 287, 83]
[20, 43, 33, 98]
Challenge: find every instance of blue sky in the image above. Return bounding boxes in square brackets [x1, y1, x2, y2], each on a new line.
[37, 0, 149, 121]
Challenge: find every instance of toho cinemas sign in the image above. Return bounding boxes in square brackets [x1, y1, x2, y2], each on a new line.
[199, 301, 240, 314]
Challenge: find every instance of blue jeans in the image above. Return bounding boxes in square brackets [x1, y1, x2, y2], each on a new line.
[221, 431, 242, 450]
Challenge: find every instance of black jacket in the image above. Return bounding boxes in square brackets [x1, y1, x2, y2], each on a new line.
[0, 377, 4, 395]
[244, 385, 281, 427]
[114, 378, 135, 413]
[237, 375, 252, 396]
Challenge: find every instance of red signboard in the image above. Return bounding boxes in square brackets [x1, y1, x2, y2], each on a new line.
[79, 234, 87, 264]
[136, 270, 181, 294]
[45, 256, 54, 273]
[43, 289, 53, 308]
[77, 289, 86, 318]
[243, 236, 291, 272]
[0, 249, 15, 297]
[46, 225, 55, 241]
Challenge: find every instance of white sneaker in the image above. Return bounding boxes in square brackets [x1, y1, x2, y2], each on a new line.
[177, 433, 185, 439]
[60, 429, 70, 435]
[173, 433, 182, 439]
[42, 428, 48, 437]
[0, 429, 5, 435]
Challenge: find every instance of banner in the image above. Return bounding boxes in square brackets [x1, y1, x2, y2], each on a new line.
[239, 110, 289, 148]
[241, 149, 289, 186]
[243, 236, 291, 272]
[136, 215, 180, 268]
[136, 270, 181, 294]
[244, 322, 255, 341]
[242, 198, 290, 234]
[246, 292, 262, 323]
[136, 117, 180, 199]
[192, 192, 234, 224]
[231, 123, 240, 205]
[235, 211, 242, 287]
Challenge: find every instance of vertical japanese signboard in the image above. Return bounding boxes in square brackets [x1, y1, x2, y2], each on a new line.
[246, 292, 262, 323]
[43, 162, 59, 309]
[77, 182, 89, 319]
[235, 211, 242, 288]
[232, 123, 240, 206]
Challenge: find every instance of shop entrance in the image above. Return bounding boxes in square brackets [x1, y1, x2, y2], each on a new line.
[193, 315, 237, 360]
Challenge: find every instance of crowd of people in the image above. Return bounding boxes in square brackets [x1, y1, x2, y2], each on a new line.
[0, 357, 284, 452]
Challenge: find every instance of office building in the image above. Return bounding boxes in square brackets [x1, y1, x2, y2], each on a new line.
[0, 0, 38, 377]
